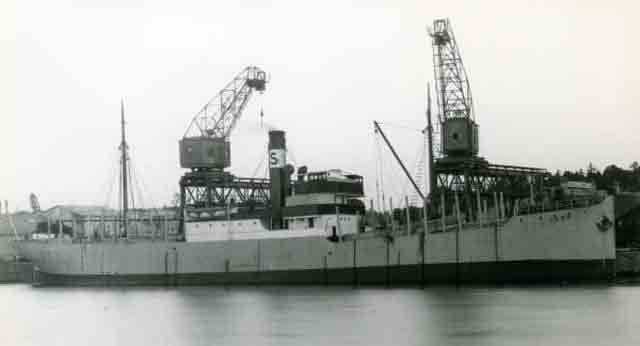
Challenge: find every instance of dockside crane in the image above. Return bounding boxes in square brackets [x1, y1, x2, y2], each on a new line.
[427, 19, 546, 219]
[178, 67, 271, 232]
[430, 18, 479, 162]
[180, 66, 267, 171]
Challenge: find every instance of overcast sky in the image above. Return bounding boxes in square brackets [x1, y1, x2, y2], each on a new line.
[1, 0, 638, 211]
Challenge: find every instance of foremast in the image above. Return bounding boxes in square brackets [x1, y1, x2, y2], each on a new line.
[119, 100, 129, 237]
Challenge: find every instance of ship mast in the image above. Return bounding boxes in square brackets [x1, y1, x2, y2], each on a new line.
[120, 100, 128, 237]
[425, 83, 435, 196]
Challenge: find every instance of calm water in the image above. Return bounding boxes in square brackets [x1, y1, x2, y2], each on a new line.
[2, 284, 640, 346]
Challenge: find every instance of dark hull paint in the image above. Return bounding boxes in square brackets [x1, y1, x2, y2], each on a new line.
[33, 260, 616, 286]
[0, 261, 33, 283]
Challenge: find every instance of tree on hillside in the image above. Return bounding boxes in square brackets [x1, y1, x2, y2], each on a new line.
[556, 162, 640, 192]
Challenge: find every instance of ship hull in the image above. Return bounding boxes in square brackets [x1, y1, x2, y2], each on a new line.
[18, 197, 617, 286]
[32, 260, 615, 286]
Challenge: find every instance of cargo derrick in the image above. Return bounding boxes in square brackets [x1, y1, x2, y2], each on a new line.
[178, 67, 270, 234]
[428, 19, 547, 219]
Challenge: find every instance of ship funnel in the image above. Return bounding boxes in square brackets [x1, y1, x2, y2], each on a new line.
[268, 130, 287, 229]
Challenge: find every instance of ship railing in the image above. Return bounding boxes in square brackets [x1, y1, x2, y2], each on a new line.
[365, 195, 608, 239]
[419, 218, 508, 235]
[414, 196, 606, 235]
[515, 195, 605, 216]
[367, 193, 607, 238]
[374, 217, 508, 237]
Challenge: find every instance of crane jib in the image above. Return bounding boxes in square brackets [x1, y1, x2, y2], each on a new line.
[180, 66, 268, 170]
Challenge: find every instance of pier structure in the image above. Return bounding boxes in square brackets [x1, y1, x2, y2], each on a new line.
[426, 19, 548, 219]
[179, 173, 270, 216]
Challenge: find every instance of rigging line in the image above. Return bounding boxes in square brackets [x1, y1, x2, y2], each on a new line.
[286, 145, 298, 166]
[381, 150, 403, 206]
[136, 166, 161, 214]
[118, 159, 122, 215]
[376, 122, 408, 204]
[127, 163, 146, 236]
[372, 129, 382, 212]
[251, 147, 267, 179]
[132, 162, 145, 209]
[127, 156, 135, 211]
[128, 160, 146, 210]
[375, 175, 381, 212]
[375, 134, 385, 205]
[376, 122, 425, 207]
[104, 154, 119, 209]
[422, 133, 430, 196]
[375, 131, 386, 213]
[380, 145, 403, 211]
[374, 131, 381, 211]
[95, 151, 114, 205]
[263, 158, 269, 179]
[376, 121, 423, 134]
[129, 158, 154, 210]
[102, 151, 120, 208]
[401, 139, 426, 204]
[136, 163, 165, 214]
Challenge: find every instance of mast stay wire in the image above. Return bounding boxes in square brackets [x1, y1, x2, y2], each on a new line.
[378, 135, 403, 213]
[117, 159, 122, 217]
[286, 143, 299, 167]
[101, 150, 120, 209]
[372, 127, 383, 212]
[128, 157, 164, 217]
[128, 159, 145, 210]
[375, 121, 423, 134]
[374, 130, 387, 213]
[253, 97, 268, 179]
[251, 146, 267, 179]
[263, 159, 269, 180]
[127, 158, 135, 211]
[400, 138, 427, 205]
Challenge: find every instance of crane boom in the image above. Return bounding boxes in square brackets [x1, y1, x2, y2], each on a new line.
[180, 66, 267, 170]
[431, 19, 474, 123]
[430, 19, 479, 158]
[183, 66, 267, 139]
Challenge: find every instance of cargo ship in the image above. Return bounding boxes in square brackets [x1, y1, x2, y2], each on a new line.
[16, 19, 617, 286]
[16, 116, 617, 286]
[16, 153, 616, 286]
